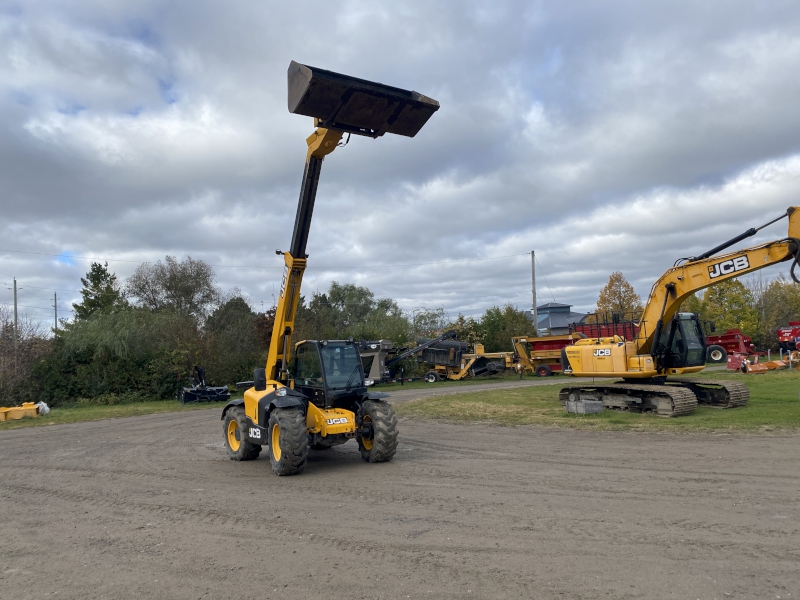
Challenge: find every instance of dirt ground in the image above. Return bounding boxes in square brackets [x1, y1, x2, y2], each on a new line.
[1, 400, 798, 600]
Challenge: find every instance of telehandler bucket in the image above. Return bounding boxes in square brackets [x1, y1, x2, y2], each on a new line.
[288, 61, 439, 138]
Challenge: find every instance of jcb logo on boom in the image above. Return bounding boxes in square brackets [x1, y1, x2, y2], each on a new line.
[326, 417, 348, 425]
[708, 256, 749, 279]
[593, 349, 611, 357]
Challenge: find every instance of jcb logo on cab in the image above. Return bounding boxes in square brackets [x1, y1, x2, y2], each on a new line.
[593, 349, 611, 357]
[709, 256, 749, 279]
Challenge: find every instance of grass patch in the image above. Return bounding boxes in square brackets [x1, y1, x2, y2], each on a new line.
[396, 369, 800, 432]
[0, 398, 234, 431]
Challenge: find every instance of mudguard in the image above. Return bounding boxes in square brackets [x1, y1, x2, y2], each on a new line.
[220, 398, 244, 420]
[364, 391, 390, 401]
[257, 388, 308, 427]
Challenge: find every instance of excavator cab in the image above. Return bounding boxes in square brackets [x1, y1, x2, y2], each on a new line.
[653, 313, 707, 371]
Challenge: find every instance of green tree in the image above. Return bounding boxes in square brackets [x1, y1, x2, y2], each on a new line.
[480, 304, 531, 352]
[294, 282, 409, 343]
[203, 294, 262, 385]
[72, 262, 126, 320]
[760, 275, 800, 347]
[700, 279, 758, 334]
[410, 307, 448, 338]
[446, 314, 484, 348]
[596, 272, 643, 319]
[126, 256, 220, 317]
[28, 307, 201, 404]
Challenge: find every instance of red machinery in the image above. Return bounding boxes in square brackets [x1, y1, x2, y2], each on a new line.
[777, 322, 800, 351]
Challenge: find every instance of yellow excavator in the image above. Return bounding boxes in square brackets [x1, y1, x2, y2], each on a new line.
[221, 62, 439, 474]
[561, 207, 800, 416]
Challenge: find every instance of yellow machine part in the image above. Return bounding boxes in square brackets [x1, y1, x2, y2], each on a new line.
[0, 402, 40, 421]
[306, 404, 356, 436]
[565, 338, 707, 378]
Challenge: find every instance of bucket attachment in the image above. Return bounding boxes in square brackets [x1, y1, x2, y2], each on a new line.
[288, 61, 439, 138]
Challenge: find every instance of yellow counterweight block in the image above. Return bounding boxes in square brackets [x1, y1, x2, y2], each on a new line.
[565, 336, 656, 378]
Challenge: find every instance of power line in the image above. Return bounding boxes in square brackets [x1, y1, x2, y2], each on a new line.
[0, 248, 530, 270]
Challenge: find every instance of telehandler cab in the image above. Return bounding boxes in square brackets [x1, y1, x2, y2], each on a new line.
[220, 62, 439, 475]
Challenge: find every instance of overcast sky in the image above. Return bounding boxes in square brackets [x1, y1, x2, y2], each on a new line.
[3, 0, 800, 327]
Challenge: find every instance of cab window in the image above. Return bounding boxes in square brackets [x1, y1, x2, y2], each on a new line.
[294, 343, 323, 388]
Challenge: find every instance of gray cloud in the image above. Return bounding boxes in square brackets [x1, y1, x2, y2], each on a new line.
[3, 0, 800, 326]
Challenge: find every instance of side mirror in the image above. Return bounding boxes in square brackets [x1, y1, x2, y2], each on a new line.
[709, 321, 716, 333]
[253, 368, 267, 391]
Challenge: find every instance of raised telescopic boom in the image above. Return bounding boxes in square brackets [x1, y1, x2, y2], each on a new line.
[264, 62, 440, 387]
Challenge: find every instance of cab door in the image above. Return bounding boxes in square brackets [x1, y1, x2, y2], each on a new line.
[293, 342, 325, 407]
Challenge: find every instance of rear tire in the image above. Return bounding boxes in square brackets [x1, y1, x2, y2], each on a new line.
[707, 345, 727, 363]
[424, 370, 440, 383]
[223, 408, 261, 461]
[268, 408, 308, 476]
[536, 364, 552, 377]
[358, 401, 398, 463]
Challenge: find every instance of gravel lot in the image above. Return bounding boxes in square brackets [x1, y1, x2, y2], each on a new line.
[1, 397, 798, 600]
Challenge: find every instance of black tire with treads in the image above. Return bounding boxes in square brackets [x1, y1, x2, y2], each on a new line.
[268, 408, 308, 476]
[358, 400, 398, 463]
[707, 345, 727, 364]
[223, 408, 261, 461]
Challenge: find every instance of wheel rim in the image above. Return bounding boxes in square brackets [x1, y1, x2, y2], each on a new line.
[711, 350, 722, 361]
[271, 423, 282, 461]
[227, 419, 241, 452]
[362, 415, 374, 451]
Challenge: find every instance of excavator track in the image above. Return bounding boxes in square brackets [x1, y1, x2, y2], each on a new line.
[666, 379, 749, 409]
[559, 383, 697, 417]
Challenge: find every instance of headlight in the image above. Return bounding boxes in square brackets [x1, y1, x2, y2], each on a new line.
[276, 387, 287, 397]
[365, 379, 375, 386]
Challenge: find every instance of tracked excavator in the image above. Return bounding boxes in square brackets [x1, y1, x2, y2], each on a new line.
[220, 62, 439, 474]
[561, 207, 800, 417]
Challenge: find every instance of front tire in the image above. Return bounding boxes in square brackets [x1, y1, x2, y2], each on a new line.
[223, 408, 261, 461]
[268, 408, 308, 476]
[358, 400, 398, 463]
[536, 364, 552, 377]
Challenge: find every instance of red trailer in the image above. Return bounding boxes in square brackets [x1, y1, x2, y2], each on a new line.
[777, 322, 800, 351]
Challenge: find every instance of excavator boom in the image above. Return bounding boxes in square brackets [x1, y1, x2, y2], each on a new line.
[635, 207, 800, 354]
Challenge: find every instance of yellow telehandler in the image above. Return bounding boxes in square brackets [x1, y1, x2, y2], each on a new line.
[221, 62, 439, 474]
[561, 207, 800, 416]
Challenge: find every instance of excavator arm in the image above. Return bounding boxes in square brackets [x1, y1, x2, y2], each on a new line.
[635, 206, 800, 354]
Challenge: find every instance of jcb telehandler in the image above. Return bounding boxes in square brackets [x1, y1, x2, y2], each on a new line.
[220, 62, 439, 475]
[561, 207, 800, 416]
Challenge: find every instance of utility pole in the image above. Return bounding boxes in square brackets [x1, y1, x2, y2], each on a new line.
[54, 292, 58, 334]
[13, 277, 18, 376]
[531, 251, 538, 335]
